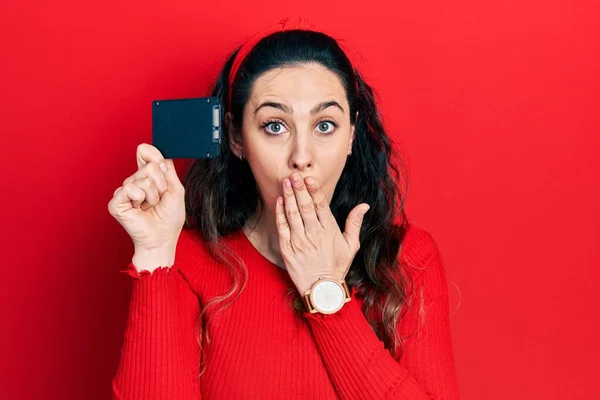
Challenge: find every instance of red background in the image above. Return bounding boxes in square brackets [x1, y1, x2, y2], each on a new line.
[1, 1, 598, 399]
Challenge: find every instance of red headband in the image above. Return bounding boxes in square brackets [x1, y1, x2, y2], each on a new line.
[226, 17, 359, 109]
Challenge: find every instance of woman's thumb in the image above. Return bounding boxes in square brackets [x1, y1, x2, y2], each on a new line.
[162, 159, 183, 192]
[343, 203, 370, 251]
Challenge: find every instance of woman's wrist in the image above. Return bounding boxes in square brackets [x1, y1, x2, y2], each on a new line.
[132, 246, 176, 273]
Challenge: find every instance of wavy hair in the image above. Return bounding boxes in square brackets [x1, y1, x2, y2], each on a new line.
[182, 30, 418, 376]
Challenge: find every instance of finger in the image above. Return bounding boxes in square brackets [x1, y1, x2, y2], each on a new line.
[123, 162, 168, 195]
[275, 196, 291, 243]
[282, 178, 304, 234]
[343, 203, 370, 252]
[304, 176, 337, 229]
[113, 183, 145, 209]
[136, 143, 165, 170]
[132, 177, 160, 211]
[289, 173, 320, 231]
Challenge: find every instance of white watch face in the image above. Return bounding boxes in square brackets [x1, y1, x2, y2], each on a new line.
[312, 281, 344, 312]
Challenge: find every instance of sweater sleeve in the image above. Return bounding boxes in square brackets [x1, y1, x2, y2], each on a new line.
[112, 262, 202, 400]
[302, 239, 460, 400]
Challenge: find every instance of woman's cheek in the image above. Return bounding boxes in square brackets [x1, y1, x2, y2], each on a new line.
[255, 174, 281, 204]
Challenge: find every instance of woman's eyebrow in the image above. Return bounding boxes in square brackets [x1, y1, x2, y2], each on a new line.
[253, 100, 345, 116]
[312, 101, 345, 115]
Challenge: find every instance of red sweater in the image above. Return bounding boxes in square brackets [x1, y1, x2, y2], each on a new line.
[112, 224, 460, 399]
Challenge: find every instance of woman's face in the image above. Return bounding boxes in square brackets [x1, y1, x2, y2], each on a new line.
[229, 63, 355, 215]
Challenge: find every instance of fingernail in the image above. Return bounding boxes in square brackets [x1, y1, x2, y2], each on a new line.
[363, 205, 370, 214]
[284, 179, 292, 188]
[291, 173, 301, 183]
[160, 162, 168, 173]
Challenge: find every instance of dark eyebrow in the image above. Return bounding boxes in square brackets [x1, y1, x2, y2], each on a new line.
[311, 101, 345, 115]
[254, 102, 292, 115]
[253, 100, 345, 116]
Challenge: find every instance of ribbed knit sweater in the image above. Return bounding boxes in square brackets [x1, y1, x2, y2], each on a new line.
[112, 224, 460, 399]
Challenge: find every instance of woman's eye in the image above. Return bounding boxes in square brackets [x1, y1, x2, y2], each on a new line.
[263, 120, 337, 135]
[265, 122, 286, 135]
[317, 121, 336, 134]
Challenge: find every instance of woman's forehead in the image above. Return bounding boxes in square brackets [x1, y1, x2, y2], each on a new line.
[248, 65, 348, 114]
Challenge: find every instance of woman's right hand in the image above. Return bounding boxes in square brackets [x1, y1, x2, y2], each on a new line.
[108, 143, 186, 270]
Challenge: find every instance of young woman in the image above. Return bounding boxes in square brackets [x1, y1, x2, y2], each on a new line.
[109, 17, 460, 400]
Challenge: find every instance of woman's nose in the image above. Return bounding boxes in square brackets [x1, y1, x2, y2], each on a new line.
[289, 139, 314, 171]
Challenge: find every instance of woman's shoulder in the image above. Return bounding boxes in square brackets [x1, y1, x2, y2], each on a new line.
[399, 224, 452, 299]
[173, 227, 247, 277]
[171, 227, 214, 279]
[399, 223, 443, 271]
[176, 227, 244, 254]
[176, 227, 211, 255]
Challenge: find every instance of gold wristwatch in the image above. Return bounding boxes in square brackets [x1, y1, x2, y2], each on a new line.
[302, 277, 351, 314]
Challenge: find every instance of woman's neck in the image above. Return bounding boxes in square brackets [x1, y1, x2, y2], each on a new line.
[242, 206, 287, 270]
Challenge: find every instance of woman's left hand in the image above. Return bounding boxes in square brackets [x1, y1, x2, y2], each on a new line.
[276, 171, 370, 295]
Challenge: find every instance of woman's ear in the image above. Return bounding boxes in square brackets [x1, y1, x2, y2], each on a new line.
[226, 112, 243, 158]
